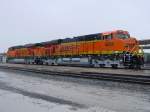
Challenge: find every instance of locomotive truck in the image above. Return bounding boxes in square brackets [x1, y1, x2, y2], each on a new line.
[7, 30, 144, 69]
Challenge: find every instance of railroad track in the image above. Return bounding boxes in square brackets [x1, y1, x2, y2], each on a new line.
[0, 65, 150, 85]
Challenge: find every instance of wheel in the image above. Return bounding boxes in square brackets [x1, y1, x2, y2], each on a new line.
[45, 62, 48, 65]
[100, 64, 105, 68]
[111, 64, 118, 69]
[128, 65, 134, 69]
[93, 63, 100, 68]
[51, 63, 54, 66]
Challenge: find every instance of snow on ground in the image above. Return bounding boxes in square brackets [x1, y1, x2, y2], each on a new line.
[0, 89, 116, 112]
[0, 69, 150, 112]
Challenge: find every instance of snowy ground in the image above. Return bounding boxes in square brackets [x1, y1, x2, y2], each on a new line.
[0, 69, 150, 112]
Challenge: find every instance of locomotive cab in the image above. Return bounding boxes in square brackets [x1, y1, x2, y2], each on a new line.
[114, 30, 143, 69]
[101, 30, 143, 69]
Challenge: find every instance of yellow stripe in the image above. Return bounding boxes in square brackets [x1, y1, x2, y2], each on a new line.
[60, 40, 101, 46]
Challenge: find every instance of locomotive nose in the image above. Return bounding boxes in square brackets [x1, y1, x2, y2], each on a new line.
[124, 37, 139, 53]
[124, 38, 138, 49]
[124, 38, 138, 45]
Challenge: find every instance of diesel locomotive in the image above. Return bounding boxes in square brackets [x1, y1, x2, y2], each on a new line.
[7, 30, 144, 68]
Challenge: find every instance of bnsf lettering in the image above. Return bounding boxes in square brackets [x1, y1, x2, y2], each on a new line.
[60, 45, 78, 52]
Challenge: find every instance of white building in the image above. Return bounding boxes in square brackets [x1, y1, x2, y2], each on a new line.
[0, 53, 7, 63]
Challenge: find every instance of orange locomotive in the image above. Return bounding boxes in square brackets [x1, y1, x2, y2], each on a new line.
[7, 30, 143, 68]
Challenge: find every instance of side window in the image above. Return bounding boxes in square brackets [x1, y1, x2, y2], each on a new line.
[95, 35, 102, 40]
[103, 34, 112, 40]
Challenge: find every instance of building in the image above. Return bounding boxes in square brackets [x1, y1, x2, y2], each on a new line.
[144, 53, 150, 64]
[0, 53, 7, 63]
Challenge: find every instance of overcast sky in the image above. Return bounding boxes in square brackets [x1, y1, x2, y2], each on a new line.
[0, 0, 150, 52]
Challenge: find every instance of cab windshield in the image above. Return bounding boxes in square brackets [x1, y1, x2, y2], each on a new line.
[117, 33, 129, 39]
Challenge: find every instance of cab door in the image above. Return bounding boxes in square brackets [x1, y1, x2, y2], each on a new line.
[103, 34, 114, 52]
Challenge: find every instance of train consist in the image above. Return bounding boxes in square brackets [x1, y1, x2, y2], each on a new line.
[7, 30, 144, 68]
